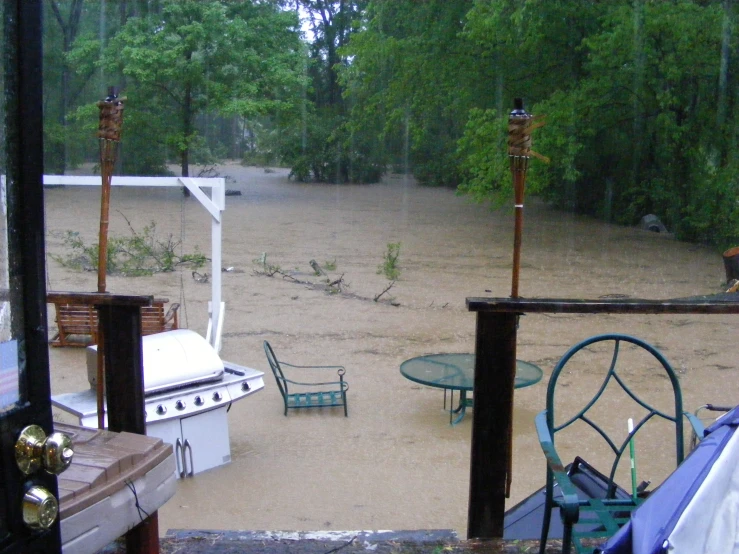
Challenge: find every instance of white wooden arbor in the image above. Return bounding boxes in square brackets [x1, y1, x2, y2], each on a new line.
[42, 175, 226, 351]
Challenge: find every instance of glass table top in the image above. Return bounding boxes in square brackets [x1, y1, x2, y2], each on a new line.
[400, 353, 543, 391]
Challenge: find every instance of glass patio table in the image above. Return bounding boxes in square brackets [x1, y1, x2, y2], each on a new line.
[400, 353, 543, 425]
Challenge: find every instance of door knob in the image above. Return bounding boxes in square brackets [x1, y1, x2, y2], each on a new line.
[22, 486, 59, 530]
[15, 425, 74, 475]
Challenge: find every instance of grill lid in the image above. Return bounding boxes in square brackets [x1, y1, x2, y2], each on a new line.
[86, 329, 224, 395]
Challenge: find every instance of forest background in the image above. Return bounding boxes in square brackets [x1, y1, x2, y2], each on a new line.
[42, 0, 739, 250]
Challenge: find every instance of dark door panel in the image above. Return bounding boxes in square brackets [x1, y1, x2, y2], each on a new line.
[0, 2, 66, 551]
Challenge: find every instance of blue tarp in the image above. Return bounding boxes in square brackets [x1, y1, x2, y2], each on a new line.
[598, 405, 739, 554]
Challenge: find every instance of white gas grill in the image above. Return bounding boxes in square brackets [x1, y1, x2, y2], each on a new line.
[52, 329, 264, 479]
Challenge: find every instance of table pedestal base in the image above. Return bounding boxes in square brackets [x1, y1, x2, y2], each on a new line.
[448, 390, 473, 425]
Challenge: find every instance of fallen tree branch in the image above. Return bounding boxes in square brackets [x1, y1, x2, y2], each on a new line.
[253, 256, 403, 306]
[327, 273, 346, 293]
[374, 281, 395, 302]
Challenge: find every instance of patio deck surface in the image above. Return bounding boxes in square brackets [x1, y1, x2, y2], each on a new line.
[101, 529, 565, 553]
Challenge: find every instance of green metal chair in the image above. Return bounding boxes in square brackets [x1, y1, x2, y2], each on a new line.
[536, 334, 703, 554]
[264, 341, 348, 416]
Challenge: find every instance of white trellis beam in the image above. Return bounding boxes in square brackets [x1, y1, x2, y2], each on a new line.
[42, 175, 226, 351]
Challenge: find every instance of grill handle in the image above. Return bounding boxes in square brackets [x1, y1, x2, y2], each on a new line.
[175, 438, 185, 478]
[183, 439, 194, 477]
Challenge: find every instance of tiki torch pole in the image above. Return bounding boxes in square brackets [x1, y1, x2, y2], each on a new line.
[508, 98, 532, 299]
[96, 87, 125, 428]
[504, 98, 533, 499]
[97, 87, 125, 293]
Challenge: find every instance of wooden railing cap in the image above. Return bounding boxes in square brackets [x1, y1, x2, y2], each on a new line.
[466, 294, 739, 315]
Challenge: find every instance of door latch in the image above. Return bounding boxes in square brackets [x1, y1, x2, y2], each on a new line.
[15, 425, 74, 475]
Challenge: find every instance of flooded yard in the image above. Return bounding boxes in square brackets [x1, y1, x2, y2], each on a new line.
[45, 163, 736, 536]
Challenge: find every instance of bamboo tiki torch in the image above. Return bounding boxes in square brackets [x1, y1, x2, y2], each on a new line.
[506, 98, 548, 497]
[95, 87, 125, 428]
[508, 98, 532, 299]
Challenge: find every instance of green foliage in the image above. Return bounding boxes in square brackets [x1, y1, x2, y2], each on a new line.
[103, 0, 304, 176]
[240, 117, 284, 167]
[452, 0, 739, 248]
[342, 0, 478, 187]
[456, 109, 510, 205]
[670, 164, 739, 250]
[52, 221, 206, 276]
[518, 1, 736, 245]
[252, 252, 281, 276]
[43, 1, 107, 173]
[278, 106, 385, 183]
[41, 0, 305, 176]
[377, 242, 401, 281]
[274, 1, 384, 183]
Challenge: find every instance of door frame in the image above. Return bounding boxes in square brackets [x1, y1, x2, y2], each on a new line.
[0, 1, 60, 551]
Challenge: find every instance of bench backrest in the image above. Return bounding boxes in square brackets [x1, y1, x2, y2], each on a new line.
[53, 299, 177, 345]
[263, 340, 288, 399]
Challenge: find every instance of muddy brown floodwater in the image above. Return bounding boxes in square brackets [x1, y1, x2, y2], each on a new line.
[45, 162, 737, 536]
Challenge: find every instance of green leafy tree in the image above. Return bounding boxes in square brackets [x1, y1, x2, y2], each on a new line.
[342, 0, 482, 187]
[278, 0, 384, 183]
[531, 1, 739, 246]
[44, 0, 115, 173]
[455, 0, 611, 200]
[456, 108, 510, 204]
[107, 0, 304, 177]
[455, 0, 739, 247]
[43, 0, 159, 173]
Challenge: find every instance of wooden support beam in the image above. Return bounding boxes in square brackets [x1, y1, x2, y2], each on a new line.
[467, 312, 518, 539]
[96, 296, 159, 554]
[98, 303, 146, 435]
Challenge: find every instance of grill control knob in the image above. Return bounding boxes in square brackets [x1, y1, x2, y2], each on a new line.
[22, 486, 59, 530]
[212, 391, 223, 402]
[194, 396, 204, 406]
[175, 400, 186, 411]
[241, 382, 250, 392]
[156, 405, 167, 416]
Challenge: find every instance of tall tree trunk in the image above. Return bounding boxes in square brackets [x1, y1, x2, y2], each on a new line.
[181, 82, 192, 180]
[181, 55, 193, 178]
[631, 0, 645, 185]
[49, 0, 85, 173]
[717, 0, 732, 163]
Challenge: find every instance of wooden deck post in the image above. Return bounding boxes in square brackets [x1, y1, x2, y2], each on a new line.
[98, 303, 146, 435]
[467, 312, 518, 539]
[97, 298, 158, 553]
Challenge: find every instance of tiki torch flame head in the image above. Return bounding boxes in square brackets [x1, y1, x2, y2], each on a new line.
[508, 97, 532, 158]
[97, 87, 126, 142]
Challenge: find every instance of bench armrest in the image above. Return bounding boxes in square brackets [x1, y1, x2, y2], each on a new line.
[163, 302, 180, 329]
[684, 410, 705, 441]
[283, 377, 348, 391]
[279, 361, 346, 379]
[279, 362, 345, 372]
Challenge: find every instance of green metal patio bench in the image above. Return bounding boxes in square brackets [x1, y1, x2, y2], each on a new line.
[264, 341, 348, 416]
